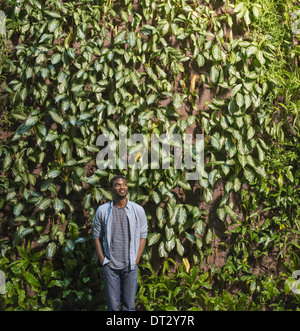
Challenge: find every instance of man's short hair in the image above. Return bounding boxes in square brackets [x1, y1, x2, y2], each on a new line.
[110, 175, 127, 188]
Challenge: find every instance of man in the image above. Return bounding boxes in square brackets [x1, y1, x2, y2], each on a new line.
[93, 175, 148, 311]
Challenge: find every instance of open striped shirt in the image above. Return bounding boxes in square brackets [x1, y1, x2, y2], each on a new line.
[108, 204, 130, 269]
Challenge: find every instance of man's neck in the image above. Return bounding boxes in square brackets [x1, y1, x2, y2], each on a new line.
[113, 197, 128, 208]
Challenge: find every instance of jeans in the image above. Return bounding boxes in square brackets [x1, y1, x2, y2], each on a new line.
[103, 264, 138, 311]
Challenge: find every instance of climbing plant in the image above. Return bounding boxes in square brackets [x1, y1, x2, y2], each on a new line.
[0, 0, 300, 310]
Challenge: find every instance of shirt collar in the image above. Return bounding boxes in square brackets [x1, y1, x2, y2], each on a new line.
[111, 199, 131, 210]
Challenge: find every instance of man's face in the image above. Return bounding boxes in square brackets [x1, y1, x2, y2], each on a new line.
[112, 178, 128, 199]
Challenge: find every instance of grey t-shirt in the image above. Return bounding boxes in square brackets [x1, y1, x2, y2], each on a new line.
[108, 204, 131, 270]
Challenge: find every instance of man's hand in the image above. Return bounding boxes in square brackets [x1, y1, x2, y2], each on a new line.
[94, 238, 105, 265]
[135, 238, 147, 265]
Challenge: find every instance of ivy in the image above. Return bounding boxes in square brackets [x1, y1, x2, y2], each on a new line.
[0, 0, 300, 311]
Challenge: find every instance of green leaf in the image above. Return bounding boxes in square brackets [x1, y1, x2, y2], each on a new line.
[48, 19, 60, 33]
[57, 71, 68, 83]
[252, 4, 261, 19]
[44, 10, 61, 18]
[211, 132, 221, 151]
[173, 94, 182, 109]
[238, 153, 247, 168]
[37, 235, 50, 245]
[284, 277, 296, 294]
[3, 153, 12, 171]
[166, 237, 176, 253]
[208, 169, 219, 187]
[128, 31, 137, 47]
[217, 207, 226, 221]
[231, 84, 242, 97]
[225, 179, 233, 193]
[236, 116, 244, 129]
[178, 206, 187, 225]
[53, 197, 64, 213]
[247, 126, 255, 140]
[194, 220, 205, 236]
[83, 193, 92, 210]
[165, 225, 175, 241]
[71, 84, 84, 94]
[46, 242, 57, 259]
[36, 53, 46, 64]
[148, 233, 161, 246]
[257, 144, 265, 162]
[244, 167, 255, 183]
[234, 2, 247, 15]
[51, 53, 62, 65]
[114, 30, 127, 44]
[247, 45, 258, 57]
[224, 205, 238, 221]
[197, 54, 205, 67]
[256, 51, 265, 66]
[196, 237, 203, 250]
[158, 241, 168, 257]
[244, 9, 251, 25]
[176, 239, 184, 256]
[48, 169, 61, 178]
[26, 66, 33, 79]
[130, 70, 140, 88]
[13, 202, 24, 217]
[237, 140, 248, 156]
[178, 180, 192, 190]
[233, 176, 241, 192]
[156, 207, 165, 222]
[99, 188, 113, 200]
[159, 20, 169, 36]
[212, 44, 222, 61]
[147, 94, 157, 105]
[203, 188, 213, 203]
[49, 110, 64, 124]
[41, 178, 53, 192]
[236, 93, 244, 107]
[16, 226, 34, 242]
[140, 25, 157, 35]
[205, 229, 213, 245]
[255, 166, 266, 177]
[151, 190, 161, 204]
[210, 65, 219, 84]
[24, 272, 41, 289]
[60, 140, 69, 154]
[39, 198, 52, 210]
[36, 123, 47, 137]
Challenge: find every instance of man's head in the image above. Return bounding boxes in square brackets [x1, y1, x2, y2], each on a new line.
[110, 175, 128, 200]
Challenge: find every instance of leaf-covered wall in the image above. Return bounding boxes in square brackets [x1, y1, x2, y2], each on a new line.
[0, 0, 300, 311]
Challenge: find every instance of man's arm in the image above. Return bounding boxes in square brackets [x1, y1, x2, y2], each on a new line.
[94, 238, 105, 264]
[93, 207, 105, 264]
[135, 238, 147, 265]
[135, 205, 148, 264]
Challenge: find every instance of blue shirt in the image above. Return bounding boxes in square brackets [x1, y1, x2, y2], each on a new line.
[93, 200, 148, 270]
[108, 204, 130, 270]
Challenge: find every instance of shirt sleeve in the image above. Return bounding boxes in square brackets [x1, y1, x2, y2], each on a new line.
[139, 206, 148, 239]
[93, 207, 103, 240]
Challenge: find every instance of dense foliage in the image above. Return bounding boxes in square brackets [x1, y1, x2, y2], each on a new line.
[0, 0, 300, 310]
